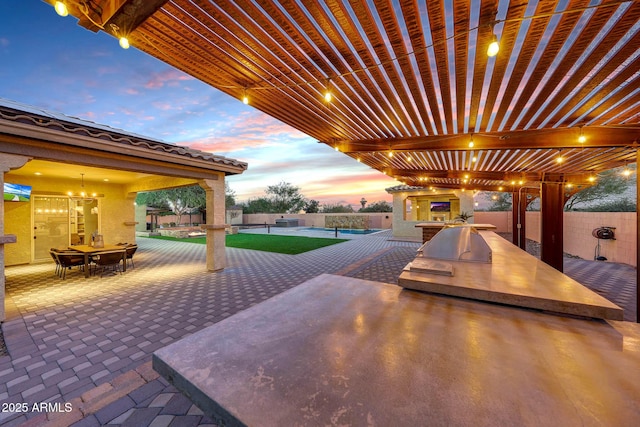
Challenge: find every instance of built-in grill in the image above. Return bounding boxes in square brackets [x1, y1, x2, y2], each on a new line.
[417, 225, 492, 264]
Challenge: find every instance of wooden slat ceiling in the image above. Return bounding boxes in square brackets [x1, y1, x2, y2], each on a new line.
[52, 0, 640, 190]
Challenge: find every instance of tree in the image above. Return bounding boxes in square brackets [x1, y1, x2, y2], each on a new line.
[304, 199, 320, 213]
[482, 192, 512, 211]
[565, 166, 634, 211]
[265, 181, 306, 213]
[580, 198, 636, 212]
[322, 203, 354, 213]
[137, 186, 206, 225]
[225, 182, 237, 208]
[242, 197, 275, 214]
[359, 201, 392, 212]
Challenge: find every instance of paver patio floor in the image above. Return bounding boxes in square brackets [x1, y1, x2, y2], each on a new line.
[0, 230, 636, 426]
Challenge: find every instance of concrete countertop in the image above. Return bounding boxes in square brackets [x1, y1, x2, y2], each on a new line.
[153, 273, 639, 427]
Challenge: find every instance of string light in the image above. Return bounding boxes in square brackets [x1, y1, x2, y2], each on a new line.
[51, 2, 622, 96]
[487, 35, 499, 57]
[54, 1, 68, 17]
[119, 37, 130, 49]
[324, 78, 332, 103]
[487, 18, 499, 57]
[578, 126, 586, 143]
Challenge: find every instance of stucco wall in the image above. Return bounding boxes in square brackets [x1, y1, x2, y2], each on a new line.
[474, 211, 636, 267]
[4, 174, 137, 266]
[4, 201, 31, 265]
[473, 211, 511, 233]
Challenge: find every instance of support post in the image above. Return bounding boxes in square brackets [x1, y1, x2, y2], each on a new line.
[200, 175, 227, 272]
[636, 149, 639, 323]
[540, 182, 564, 272]
[512, 189, 527, 250]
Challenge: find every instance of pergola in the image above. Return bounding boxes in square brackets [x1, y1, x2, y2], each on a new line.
[46, 0, 639, 319]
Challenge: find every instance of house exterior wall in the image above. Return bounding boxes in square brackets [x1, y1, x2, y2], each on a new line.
[3, 174, 137, 266]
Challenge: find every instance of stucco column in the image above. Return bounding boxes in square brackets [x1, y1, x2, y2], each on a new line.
[200, 175, 227, 271]
[1, 154, 30, 321]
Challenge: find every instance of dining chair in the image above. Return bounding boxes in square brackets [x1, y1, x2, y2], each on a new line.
[124, 244, 138, 269]
[54, 251, 86, 279]
[92, 250, 125, 277]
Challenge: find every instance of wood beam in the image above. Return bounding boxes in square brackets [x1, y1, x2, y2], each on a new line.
[328, 126, 640, 153]
[105, 0, 169, 37]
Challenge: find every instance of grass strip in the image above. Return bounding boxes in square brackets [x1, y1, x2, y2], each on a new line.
[146, 233, 348, 255]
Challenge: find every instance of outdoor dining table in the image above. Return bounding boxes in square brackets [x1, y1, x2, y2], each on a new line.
[67, 244, 127, 278]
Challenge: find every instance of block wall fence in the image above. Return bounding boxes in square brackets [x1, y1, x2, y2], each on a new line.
[475, 211, 637, 267]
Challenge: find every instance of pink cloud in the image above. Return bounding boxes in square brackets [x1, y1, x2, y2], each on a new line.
[185, 135, 273, 153]
[144, 69, 193, 89]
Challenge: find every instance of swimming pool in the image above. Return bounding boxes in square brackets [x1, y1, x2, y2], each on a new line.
[303, 228, 382, 235]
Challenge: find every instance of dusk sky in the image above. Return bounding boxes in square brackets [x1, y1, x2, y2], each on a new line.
[0, 1, 398, 208]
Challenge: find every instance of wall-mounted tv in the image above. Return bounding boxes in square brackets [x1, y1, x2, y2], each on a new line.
[4, 183, 32, 202]
[430, 201, 450, 212]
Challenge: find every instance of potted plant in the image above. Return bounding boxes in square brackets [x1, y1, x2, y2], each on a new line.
[454, 211, 473, 223]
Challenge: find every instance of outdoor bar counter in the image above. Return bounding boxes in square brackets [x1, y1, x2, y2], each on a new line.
[399, 230, 623, 320]
[153, 273, 639, 426]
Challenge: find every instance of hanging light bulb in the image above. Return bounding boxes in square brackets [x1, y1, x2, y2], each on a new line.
[55, 1, 68, 17]
[468, 134, 474, 148]
[242, 88, 249, 105]
[323, 78, 332, 103]
[578, 126, 586, 143]
[119, 36, 130, 49]
[487, 35, 499, 57]
[388, 150, 394, 158]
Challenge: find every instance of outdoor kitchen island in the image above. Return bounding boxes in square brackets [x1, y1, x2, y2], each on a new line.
[153, 273, 639, 427]
[398, 229, 623, 320]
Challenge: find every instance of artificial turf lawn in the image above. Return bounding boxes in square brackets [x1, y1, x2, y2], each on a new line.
[147, 233, 348, 255]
